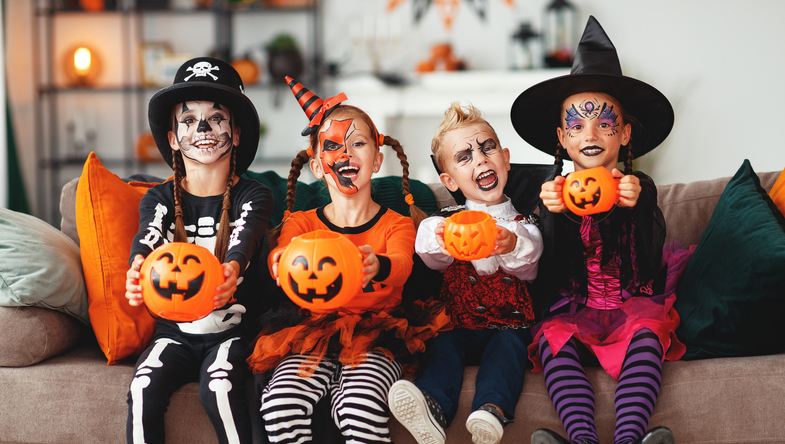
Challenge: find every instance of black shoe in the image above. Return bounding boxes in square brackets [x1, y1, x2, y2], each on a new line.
[531, 428, 572, 444]
[634, 426, 675, 444]
[388, 380, 447, 444]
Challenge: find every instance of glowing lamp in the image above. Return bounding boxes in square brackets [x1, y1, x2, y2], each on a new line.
[64, 46, 101, 86]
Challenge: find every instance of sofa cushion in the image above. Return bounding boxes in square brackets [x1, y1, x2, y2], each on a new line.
[76, 152, 159, 365]
[0, 207, 89, 323]
[241, 170, 439, 227]
[675, 159, 785, 359]
[0, 306, 84, 366]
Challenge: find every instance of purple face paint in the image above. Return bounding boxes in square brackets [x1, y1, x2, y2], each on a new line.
[598, 103, 620, 136]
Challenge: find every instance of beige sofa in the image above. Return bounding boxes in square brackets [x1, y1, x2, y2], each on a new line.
[1, 170, 784, 444]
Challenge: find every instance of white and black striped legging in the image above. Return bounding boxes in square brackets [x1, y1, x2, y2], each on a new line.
[260, 351, 403, 444]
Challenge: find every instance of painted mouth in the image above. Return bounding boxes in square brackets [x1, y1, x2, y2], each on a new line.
[289, 273, 343, 303]
[151, 268, 204, 301]
[580, 145, 605, 157]
[475, 170, 498, 191]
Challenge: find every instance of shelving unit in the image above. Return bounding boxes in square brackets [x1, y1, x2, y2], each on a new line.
[33, 0, 322, 226]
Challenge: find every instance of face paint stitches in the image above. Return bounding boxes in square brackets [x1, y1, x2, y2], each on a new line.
[174, 101, 234, 165]
[318, 118, 359, 195]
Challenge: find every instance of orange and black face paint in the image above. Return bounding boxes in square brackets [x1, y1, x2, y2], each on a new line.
[318, 118, 358, 195]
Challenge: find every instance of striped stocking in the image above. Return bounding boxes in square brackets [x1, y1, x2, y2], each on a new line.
[539, 335, 600, 444]
[613, 328, 663, 444]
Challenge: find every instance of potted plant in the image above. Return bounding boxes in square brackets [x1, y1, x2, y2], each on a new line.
[266, 33, 304, 84]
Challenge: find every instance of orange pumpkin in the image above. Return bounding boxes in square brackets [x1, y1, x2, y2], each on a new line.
[231, 57, 260, 86]
[563, 166, 619, 216]
[278, 230, 363, 311]
[443, 210, 498, 261]
[139, 242, 223, 322]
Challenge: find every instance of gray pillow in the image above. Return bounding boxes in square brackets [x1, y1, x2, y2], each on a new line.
[0, 208, 89, 324]
[0, 306, 83, 366]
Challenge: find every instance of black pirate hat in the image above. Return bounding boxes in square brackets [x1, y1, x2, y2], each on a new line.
[148, 57, 260, 175]
[511, 16, 673, 160]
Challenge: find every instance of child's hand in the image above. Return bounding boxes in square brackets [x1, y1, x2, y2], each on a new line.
[125, 255, 145, 307]
[540, 176, 567, 213]
[214, 261, 240, 308]
[270, 249, 284, 286]
[358, 245, 379, 286]
[614, 168, 641, 208]
[489, 226, 517, 256]
[433, 220, 452, 256]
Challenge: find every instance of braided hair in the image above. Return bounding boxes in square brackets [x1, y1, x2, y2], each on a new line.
[269, 105, 426, 244]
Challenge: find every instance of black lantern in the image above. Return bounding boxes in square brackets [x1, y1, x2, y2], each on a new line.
[542, 0, 577, 68]
[509, 22, 539, 70]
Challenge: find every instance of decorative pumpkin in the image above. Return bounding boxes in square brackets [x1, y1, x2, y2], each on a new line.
[278, 230, 363, 311]
[230, 57, 260, 86]
[443, 210, 498, 261]
[139, 242, 223, 322]
[562, 166, 619, 216]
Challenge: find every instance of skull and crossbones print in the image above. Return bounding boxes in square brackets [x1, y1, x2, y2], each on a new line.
[185, 61, 220, 81]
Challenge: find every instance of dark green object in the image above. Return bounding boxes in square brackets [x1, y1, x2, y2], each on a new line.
[242, 170, 438, 228]
[675, 160, 785, 360]
[6, 96, 29, 214]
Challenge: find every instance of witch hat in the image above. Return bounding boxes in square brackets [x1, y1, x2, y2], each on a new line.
[510, 16, 674, 160]
[286, 76, 347, 137]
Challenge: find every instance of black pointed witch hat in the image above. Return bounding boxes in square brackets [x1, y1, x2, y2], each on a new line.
[510, 16, 674, 160]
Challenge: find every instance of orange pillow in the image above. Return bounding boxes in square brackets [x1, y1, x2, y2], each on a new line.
[768, 166, 785, 215]
[76, 152, 159, 364]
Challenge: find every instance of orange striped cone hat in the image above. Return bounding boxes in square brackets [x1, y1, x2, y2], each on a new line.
[286, 76, 347, 137]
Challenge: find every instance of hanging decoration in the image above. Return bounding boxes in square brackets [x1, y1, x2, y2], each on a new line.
[388, 0, 514, 30]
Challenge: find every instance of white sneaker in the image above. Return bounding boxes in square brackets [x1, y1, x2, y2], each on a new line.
[388, 380, 447, 444]
[466, 408, 504, 444]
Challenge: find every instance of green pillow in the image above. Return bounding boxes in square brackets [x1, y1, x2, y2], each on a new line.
[242, 170, 438, 227]
[0, 208, 89, 324]
[675, 159, 785, 359]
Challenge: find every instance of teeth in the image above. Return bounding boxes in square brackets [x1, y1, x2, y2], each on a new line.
[338, 166, 358, 173]
[476, 171, 494, 180]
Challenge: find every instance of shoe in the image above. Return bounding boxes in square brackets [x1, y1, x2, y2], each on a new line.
[465, 406, 504, 444]
[634, 426, 675, 444]
[530, 428, 573, 444]
[388, 380, 447, 444]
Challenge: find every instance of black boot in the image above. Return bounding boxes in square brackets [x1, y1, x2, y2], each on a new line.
[531, 428, 585, 444]
[633, 426, 675, 444]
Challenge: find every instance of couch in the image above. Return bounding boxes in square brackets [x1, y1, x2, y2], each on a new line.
[1, 166, 784, 444]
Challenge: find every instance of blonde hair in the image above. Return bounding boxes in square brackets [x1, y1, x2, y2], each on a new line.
[431, 102, 500, 172]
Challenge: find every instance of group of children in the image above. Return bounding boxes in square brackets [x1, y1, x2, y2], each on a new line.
[123, 16, 684, 444]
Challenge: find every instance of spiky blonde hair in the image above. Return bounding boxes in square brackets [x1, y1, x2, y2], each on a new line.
[431, 102, 500, 172]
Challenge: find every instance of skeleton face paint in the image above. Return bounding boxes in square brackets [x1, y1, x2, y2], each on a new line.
[173, 101, 234, 165]
[317, 118, 362, 194]
[557, 92, 631, 171]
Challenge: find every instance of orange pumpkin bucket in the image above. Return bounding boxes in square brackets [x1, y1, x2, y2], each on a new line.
[443, 210, 498, 261]
[562, 166, 619, 216]
[139, 242, 223, 322]
[278, 230, 364, 311]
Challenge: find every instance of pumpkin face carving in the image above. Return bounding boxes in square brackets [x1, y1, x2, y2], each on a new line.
[443, 210, 497, 261]
[279, 230, 363, 312]
[563, 166, 619, 216]
[139, 242, 222, 322]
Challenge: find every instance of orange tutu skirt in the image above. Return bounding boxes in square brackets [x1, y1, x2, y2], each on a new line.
[248, 300, 450, 378]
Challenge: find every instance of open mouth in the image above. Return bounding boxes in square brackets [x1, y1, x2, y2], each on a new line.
[475, 170, 498, 191]
[192, 136, 219, 151]
[338, 164, 360, 180]
[580, 145, 604, 157]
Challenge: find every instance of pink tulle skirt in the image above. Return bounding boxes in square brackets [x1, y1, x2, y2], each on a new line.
[528, 243, 692, 380]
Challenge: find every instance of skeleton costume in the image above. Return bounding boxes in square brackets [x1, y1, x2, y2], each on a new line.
[126, 57, 274, 444]
[511, 17, 686, 444]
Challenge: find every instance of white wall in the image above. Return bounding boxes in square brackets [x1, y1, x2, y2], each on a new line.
[6, 1, 785, 220]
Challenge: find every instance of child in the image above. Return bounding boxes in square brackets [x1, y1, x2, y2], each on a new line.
[124, 57, 274, 444]
[510, 17, 684, 444]
[388, 102, 543, 444]
[248, 77, 430, 443]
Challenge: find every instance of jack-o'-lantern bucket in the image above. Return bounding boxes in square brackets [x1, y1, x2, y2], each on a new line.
[278, 230, 364, 311]
[563, 166, 619, 216]
[443, 210, 498, 261]
[139, 242, 223, 322]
